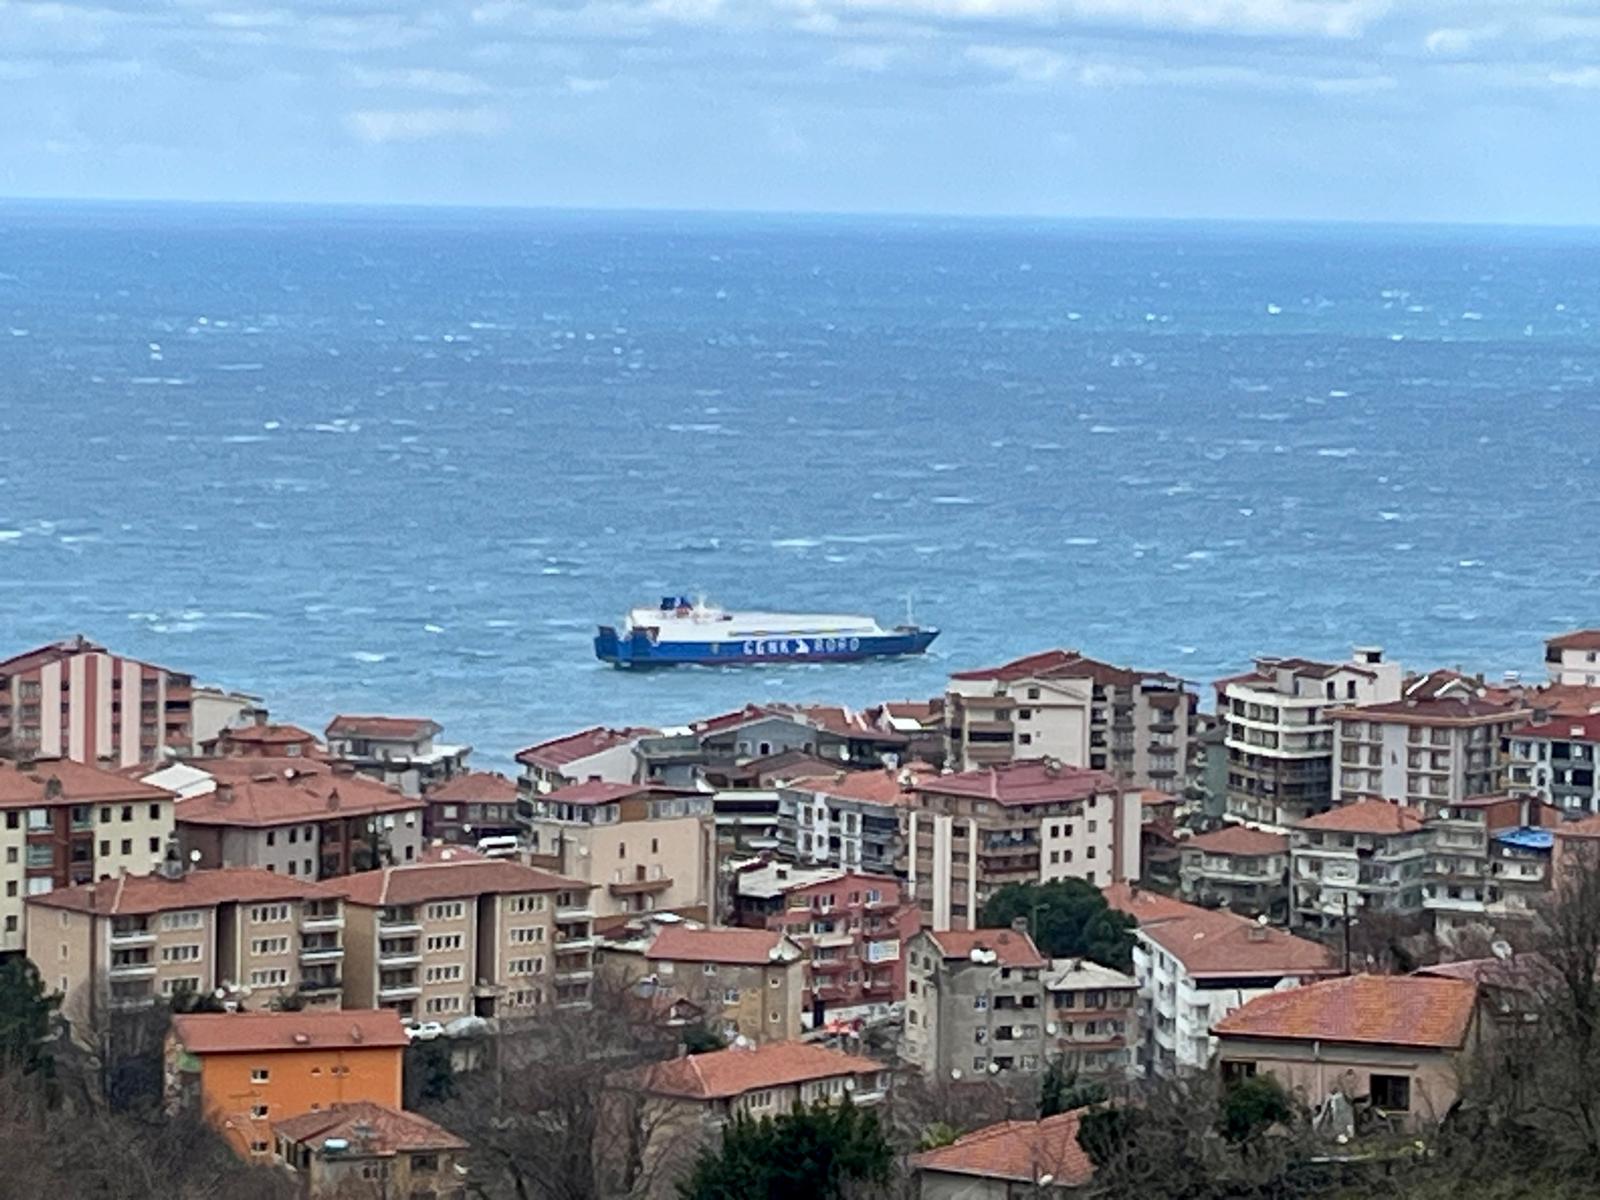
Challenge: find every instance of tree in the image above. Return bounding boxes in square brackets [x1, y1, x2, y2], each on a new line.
[678, 1101, 893, 1200]
[1039, 1058, 1107, 1118]
[0, 957, 60, 1078]
[404, 1037, 458, 1107]
[1218, 1075, 1292, 1144]
[979, 880, 1137, 971]
[681, 1023, 727, 1055]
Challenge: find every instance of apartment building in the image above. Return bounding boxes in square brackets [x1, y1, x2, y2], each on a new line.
[778, 767, 929, 874]
[1044, 958, 1139, 1077]
[330, 854, 595, 1022]
[0, 756, 177, 952]
[324, 716, 470, 797]
[174, 759, 425, 879]
[1290, 800, 1430, 930]
[167, 1009, 408, 1160]
[515, 725, 657, 794]
[1217, 648, 1402, 829]
[1424, 795, 1532, 934]
[202, 723, 321, 759]
[424, 771, 520, 846]
[520, 781, 712, 923]
[1176, 826, 1290, 919]
[634, 704, 908, 789]
[1330, 669, 1524, 814]
[902, 927, 1048, 1078]
[731, 862, 920, 1021]
[274, 1102, 468, 1200]
[640, 924, 806, 1042]
[945, 650, 1193, 791]
[28, 866, 345, 1017]
[1506, 711, 1600, 815]
[863, 699, 945, 766]
[1545, 630, 1600, 685]
[909, 760, 1142, 931]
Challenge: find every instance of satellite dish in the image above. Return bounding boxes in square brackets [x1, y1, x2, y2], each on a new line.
[1037, 1175, 1055, 1187]
[949, 1068, 962, 1081]
[1491, 940, 1513, 961]
[987, 1063, 1001, 1075]
[213, 988, 227, 999]
[189, 849, 202, 863]
[1257, 914, 1270, 927]
[1045, 1022, 1058, 1035]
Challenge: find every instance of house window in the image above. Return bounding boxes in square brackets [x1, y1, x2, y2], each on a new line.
[251, 1103, 269, 1119]
[1370, 1073, 1411, 1112]
[251, 1068, 270, 1083]
[1221, 1060, 1257, 1083]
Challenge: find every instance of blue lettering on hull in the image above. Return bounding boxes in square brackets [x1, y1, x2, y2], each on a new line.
[595, 627, 938, 668]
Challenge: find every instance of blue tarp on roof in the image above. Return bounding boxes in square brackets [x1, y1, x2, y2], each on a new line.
[1494, 827, 1554, 851]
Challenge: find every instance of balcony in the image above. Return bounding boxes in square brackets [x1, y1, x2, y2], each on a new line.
[300, 945, 345, 964]
[109, 927, 157, 948]
[555, 903, 596, 921]
[811, 930, 855, 948]
[556, 967, 595, 983]
[299, 976, 343, 995]
[378, 918, 422, 936]
[379, 950, 422, 968]
[109, 961, 157, 979]
[553, 934, 597, 951]
[810, 958, 849, 974]
[301, 913, 345, 933]
[609, 877, 673, 897]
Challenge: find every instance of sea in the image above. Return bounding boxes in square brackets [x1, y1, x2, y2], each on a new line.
[2, 201, 1599, 768]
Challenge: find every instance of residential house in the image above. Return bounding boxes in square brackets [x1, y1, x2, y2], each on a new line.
[1488, 823, 1555, 919]
[643, 1039, 888, 1130]
[902, 927, 1049, 1079]
[424, 771, 520, 846]
[1424, 795, 1535, 935]
[514, 725, 657, 794]
[203, 723, 322, 760]
[324, 716, 469, 797]
[167, 1008, 408, 1160]
[329, 854, 595, 1022]
[634, 704, 907, 789]
[1544, 630, 1600, 686]
[27, 866, 345, 1018]
[1177, 826, 1290, 919]
[0, 756, 177, 952]
[864, 699, 946, 766]
[1217, 648, 1402, 829]
[1212, 973, 1479, 1130]
[944, 649, 1193, 791]
[1506, 711, 1600, 815]
[1043, 958, 1139, 1077]
[637, 924, 806, 1042]
[910, 1109, 1095, 1198]
[273, 1102, 468, 1200]
[909, 760, 1142, 932]
[1290, 800, 1430, 931]
[779, 766, 929, 875]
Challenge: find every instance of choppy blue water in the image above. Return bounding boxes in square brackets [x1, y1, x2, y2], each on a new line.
[2, 202, 1598, 766]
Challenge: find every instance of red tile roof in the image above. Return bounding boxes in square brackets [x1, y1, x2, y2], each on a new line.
[1296, 799, 1426, 836]
[325, 715, 441, 741]
[922, 928, 1046, 969]
[950, 648, 1173, 689]
[428, 771, 518, 803]
[0, 635, 177, 677]
[328, 858, 586, 906]
[515, 725, 657, 770]
[216, 723, 320, 747]
[0, 757, 175, 808]
[274, 1102, 467, 1155]
[1547, 629, 1600, 652]
[1213, 973, 1476, 1049]
[1140, 910, 1336, 980]
[1523, 684, 1600, 717]
[911, 1109, 1095, 1188]
[1518, 712, 1600, 742]
[917, 759, 1115, 807]
[542, 780, 689, 807]
[173, 765, 420, 828]
[691, 704, 790, 735]
[1183, 826, 1289, 857]
[172, 1009, 408, 1054]
[28, 867, 339, 916]
[646, 925, 797, 966]
[788, 767, 933, 807]
[644, 1041, 883, 1100]
[1100, 882, 1206, 926]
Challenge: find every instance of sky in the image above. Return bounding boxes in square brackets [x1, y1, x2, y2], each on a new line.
[3, 0, 1600, 222]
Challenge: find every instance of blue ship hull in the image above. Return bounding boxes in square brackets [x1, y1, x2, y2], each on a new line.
[595, 627, 938, 668]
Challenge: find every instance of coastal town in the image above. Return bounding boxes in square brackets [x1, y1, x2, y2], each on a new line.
[4, 628, 1600, 1198]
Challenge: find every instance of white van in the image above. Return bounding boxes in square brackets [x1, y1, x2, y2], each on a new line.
[475, 835, 520, 858]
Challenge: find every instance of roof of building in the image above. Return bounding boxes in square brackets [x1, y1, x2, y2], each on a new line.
[734, 862, 850, 899]
[327, 857, 585, 906]
[1296, 799, 1426, 836]
[787, 767, 932, 807]
[1547, 629, 1600, 652]
[427, 771, 518, 804]
[950, 647, 1176, 689]
[1522, 683, 1600, 717]
[1213, 973, 1477, 1049]
[646, 925, 798, 966]
[1141, 910, 1336, 980]
[644, 1041, 883, 1101]
[1044, 958, 1138, 992]
[872, 699, 943, 728]
[541, 780, 690, 807]
[27, 867, 340, 916]
[911, 1109, 1095, 1188]
[172, 1009, 409, 1054]
[1218, 656, 1376, 694]
[1182, 826, 1289, 857]
[325, 715, 441, 741]
[917, 759, 1115, 807]
[215, 723, 320, 747]
[1100, 882, 1206, 926]
[273, 1102, 468, 1155]
[0, 635, 179, 677]
[514, 725, 657, 769]
[921, 928, 1046, 969]
[0, 757, 175, 808]
[173, 764, 420, 828]
[1414, 955, 1550, 991]
[1518, 712, 1600, 743]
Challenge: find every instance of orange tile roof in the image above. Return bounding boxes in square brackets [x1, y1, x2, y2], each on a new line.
[1296, 799, 1426, 835]
[328, 858, 586, 906]
[1519, 712, 1600, 742]
[950, 648, 1175, 689]
[1140, 910, 1336, 980]
[515, 725, 658, 769]
[173, 765, 420, 828]
[172, 1009, 408, 1054]
[0, 757, 175, 808]
[787, 766, 933, 807]
[911, 1109, 1095, 1188]
[646, 925, 795, 966]
[541, 780, 683, 807]
[274, 1102, 467, 1155]
[644, 1041, 883, 1100]
[1183, 826, 1289, 857]
[428, 771, 518, 803]
[325, 715, 440, 741]
[1213, 973, 1476, 1049]
[1547, 629, 1600, 652]
[27, 867, 339, 916]
[217, 723, 320, 746]
[917, 759, 1115, 807]
[1100, 882, 1207, 926]
[923, 928, 1046, 969]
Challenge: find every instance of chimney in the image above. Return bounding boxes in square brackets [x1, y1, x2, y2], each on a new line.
[326, 789, 341, 812]
[1246, 926, 1269, 942]
[215, 783, 235, 805]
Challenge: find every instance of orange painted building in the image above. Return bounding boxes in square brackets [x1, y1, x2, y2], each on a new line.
[167, 1009, 407, 1160]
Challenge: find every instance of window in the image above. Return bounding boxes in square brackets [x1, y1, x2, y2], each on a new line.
[161, 910, 203, 931]
[121, 806, 133, 822]
[424, 995, 463, 1015]
[148, 837, 160, 853]
[1221, 1060, 1257, 1083]
[250, 904, 289, 924]
[251, 1068, 270, 1083]
[425, 964, 465, 984]
[509, 926, 545, 944]
[425, 901, 464, 921]
[266, 831, 275, 846]
[425, 933, 464, 952]
[723, 988, 741, 1004]
[412, 1153, 439, 1174]
[509, 895, 546, 914]
[161, 976, 201, 995]
[161, 944, 202, 963]
[120, 839, 132, 855]
[149, 803, 161, 820]
[251, 1104, 268, 1119]
[508, 957, 543, 976]
[250, 937, 290, 956]
[249, 968, 289, 987]
[1370, 1073, 1411, 1112]
[974, 995, 988, 1011]
[99, 840, 110, 857]
[703, 963, 718, 977]
[250, 1141, 269, 1156]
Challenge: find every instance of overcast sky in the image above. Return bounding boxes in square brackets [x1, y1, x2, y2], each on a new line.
[4, 0, 1600, 222]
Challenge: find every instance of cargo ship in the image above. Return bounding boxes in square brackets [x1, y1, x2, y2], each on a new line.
[595, 596, 938, 668]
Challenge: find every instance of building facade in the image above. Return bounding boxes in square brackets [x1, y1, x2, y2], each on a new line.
[1176, 826, 1290, 919]
[1545, 630, 1600, 686]
[324, 716, 470, 797]
[515, 725, 657, 794]
[274, 1102, 468, 1200]
[1290, 800, 1430, 931]
[424, 771, 520, 846]
[1506, 711, 1600, 815]
[902, 927, 1048, 1079]
[1043, 958, 1139, 1077]
[640, 924, 806, 1042]
[778, 767, 926, 875]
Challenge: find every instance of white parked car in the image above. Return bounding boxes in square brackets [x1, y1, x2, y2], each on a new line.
[406, 1021, 446, 1042]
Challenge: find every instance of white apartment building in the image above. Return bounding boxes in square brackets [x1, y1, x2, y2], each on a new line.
[1545, 630, 1600, 685]
[1289, 799, 1430, 930]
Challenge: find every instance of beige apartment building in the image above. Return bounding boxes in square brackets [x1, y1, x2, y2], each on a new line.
[521, 781, 713, 924]
[331, 853, 596, 1022]
[902, 927, 1049, 1078]
[908, 760, 1142, 931]
[1545, 630, 1600, 686]
[27, 866, 345, 1018]
[945, 650, 1193, 792]
[640, 924, 806, 1042]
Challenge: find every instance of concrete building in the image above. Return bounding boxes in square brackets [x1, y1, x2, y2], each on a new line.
[1545, 630, 1600, 686]
[188, 687, 271, 756]
[945, 649, 1193, 792]
[778, 766, 929, 875]
[864, 699, 946, 766]
[274, 1102, 468, 1200]
[902, 927, 1048, 1079]
[1506, 711, 1600, 815]
[323, 716, 470, 797]
[1290, 800, 1430, 931]
[423, 771, 520, 846]
[1217, 648, 1402, 829]
[1043, 958, 1139, 1077]
[1213, 973, 1480, 1130]
[911, 1109, 1095, 1199]
[514, 725, 657, 794]
[173, 759, 425, 880]
[640, 924, 806, 1043]
[635, 704, 908, 790]
[909, 760, 1142, 931]
[202, 723, 322, 760]
[1330, 669, 1524, 815]
[0, 756, 177, 952]
[521, 781, 713, 924]
[28, 866, 346, 1017]
[329, 854, 594, 1022]
[1423, 795, 1535, 935]
[1177, 826, 1290, 919]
